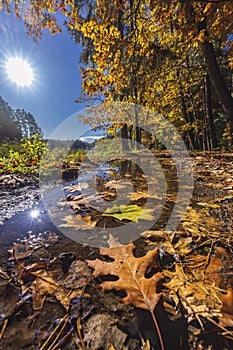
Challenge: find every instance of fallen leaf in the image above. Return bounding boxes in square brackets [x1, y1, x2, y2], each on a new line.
[164, 261, 222, 320]
[8, 233, 58, 260]
[218, 290, 233, 328]
[62, 194, 104, 211]
[104, 180, 128, 189]
[60, 214, 96, 230]
[103, 204, 154, 222]
[181, 207, 223, 238]
[63, 182, 89, 192]
[141, 230, 170, 239]
[107, 234, 121, 247]
[87, 242, 163, 311]
[130, 191, 161, 202]
[142, 231, 193, 258]
[23, 270, 83, 311]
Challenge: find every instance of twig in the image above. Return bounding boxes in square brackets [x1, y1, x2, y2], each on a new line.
[0, 269, 10, 280]
[76, 318, 87, 350]
[47, 316, 70, 350]
[206, 316, 233, 339]
[13, 249, 60, 288]
[50, 328, 73, 350]
[40, 314, 69, 350]
[202, 239, 214, 280]
[178, 292, 205, 331]
[76, 285, 87, 350]
[0, 319, 8, 339]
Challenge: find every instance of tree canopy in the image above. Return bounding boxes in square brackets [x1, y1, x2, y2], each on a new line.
[1, 0, 233, 149]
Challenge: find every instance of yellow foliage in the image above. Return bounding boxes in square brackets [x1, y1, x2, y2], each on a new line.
[1, 0, 232, 138]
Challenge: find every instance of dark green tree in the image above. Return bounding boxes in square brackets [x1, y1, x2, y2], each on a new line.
[0, 96, 21, 140]
[14, 109, 41, 138]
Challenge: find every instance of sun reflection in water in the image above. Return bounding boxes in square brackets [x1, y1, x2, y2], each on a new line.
[30, 209, 40, 219]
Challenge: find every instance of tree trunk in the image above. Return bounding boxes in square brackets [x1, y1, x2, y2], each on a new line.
[179, 89, 195, 150]
[201, 40, 233, 130]
[120, 123, 129, 151]
[204, 73, 218, 149]
[134, 102, 141, 149]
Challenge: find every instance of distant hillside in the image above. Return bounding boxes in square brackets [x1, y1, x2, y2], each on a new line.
[45, 138, 91, 151]
[0, 96, 41, 141]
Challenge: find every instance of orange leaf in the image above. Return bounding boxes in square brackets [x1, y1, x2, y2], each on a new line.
[87, 242, 163, 312]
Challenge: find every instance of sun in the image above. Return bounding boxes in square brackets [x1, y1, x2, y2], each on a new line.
[6, 57, 34, 86]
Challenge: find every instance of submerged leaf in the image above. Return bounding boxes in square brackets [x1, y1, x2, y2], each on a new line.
[104, 179, 128, 189]
[8, 241, 34, 260]
[103, 204, 154, 222]
[60, 214, 96, 230]
[63, 182, 89, 192]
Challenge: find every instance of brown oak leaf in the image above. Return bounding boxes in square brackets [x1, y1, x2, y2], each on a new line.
[86, 242, 163, 312]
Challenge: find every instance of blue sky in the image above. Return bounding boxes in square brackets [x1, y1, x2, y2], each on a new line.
[0, 11, 90, 139]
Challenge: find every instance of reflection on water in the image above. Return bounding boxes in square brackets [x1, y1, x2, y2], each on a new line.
[40, 153, 192, 247]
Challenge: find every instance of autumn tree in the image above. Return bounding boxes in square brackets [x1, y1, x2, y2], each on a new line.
[147, 0, 233, 129]
[72, 0, 233, 148]
[1, 0, 232, 148]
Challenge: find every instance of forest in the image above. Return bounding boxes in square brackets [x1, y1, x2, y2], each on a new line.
[0, 96, 41, 140]
[0, 1, 233, 350]
[0, 1, 233, 150]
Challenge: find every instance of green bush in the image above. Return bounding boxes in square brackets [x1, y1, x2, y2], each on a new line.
[0, 135, 87, 174]
[0, 134, 47, 173]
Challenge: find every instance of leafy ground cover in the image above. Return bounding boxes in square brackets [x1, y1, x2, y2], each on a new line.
[0, 152, 233, 349]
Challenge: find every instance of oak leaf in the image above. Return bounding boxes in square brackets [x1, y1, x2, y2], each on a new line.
[87, 242, 163, 311]
[60, 214, 96, 230]
[63, 182, 89, 192]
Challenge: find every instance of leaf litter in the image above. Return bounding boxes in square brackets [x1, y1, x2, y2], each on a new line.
[0, 152, 233, 349]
